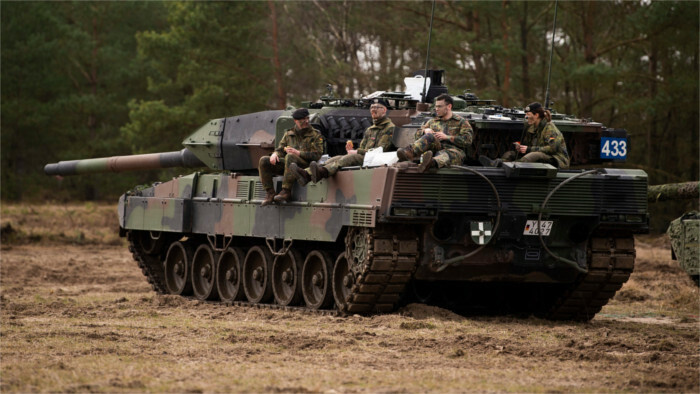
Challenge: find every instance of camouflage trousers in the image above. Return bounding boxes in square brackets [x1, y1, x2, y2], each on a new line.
[410, 133, 465, 168]
[259, 154, 310, 190]
[310, 153, 364, 176]
[502, 151, 557, 166]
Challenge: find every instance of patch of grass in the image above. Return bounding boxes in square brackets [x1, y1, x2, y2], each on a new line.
[399, 320, 437, 330]
[1, 202, 121, 246]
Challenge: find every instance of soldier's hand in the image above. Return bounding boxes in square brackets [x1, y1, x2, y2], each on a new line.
[347, 149, 358, 155]
[518, 145, 528, 154]
[434, 131, 448, 141]
[284, 147, 300, 156]
[423, 128, 434, 134]
[270, 153, 279, 165]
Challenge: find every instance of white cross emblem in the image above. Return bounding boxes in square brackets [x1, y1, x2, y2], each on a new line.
[471, 221, 493, 245]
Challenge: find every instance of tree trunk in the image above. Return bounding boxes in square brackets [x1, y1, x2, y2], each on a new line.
[500, 0, 511, 107]
[580, 1, 596, 118]
[268, 1, 286, 109]
[519, 2, 530, 100]
[648, 40, 658, 171]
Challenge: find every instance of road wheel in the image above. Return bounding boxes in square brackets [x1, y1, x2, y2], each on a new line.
[272, 248, 303, 306]
[164, 241, 193, 295]
[216, 247, 246, 302]
[243, 246, 274, 303]
[302, 250, 334, 309]
[191, 244, 218, 301]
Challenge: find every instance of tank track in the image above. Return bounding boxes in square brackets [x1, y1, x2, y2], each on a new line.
[340, 227, 419, 315]
[546, 236, 636, 321]
[127, 227, 419, 315]
[127, 232, 168, 294]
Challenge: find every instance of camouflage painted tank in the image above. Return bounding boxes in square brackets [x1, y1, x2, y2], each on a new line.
[646, 182, 699, 285]
[667, 212, 699, 286]
[45, 70, 649, 321]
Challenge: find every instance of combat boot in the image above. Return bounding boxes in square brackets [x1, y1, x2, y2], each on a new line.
[273, 188, 292, 204]
[309, 161, 329, 183]
[261, 188, 276, 206]
[290, 163, 311, 186]
[418, 151, 436, 173]
[396, 146, 415, 162]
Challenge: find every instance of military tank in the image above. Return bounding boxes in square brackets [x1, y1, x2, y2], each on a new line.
[647, 182, 700, 286]
[45, 70, 649, 321]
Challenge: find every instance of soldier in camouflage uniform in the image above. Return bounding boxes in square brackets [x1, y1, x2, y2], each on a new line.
[481, 102, 570, 168]
[396, 93, 473, 172]
[291, 98, 395, 185]
[258, 108, 324, 205]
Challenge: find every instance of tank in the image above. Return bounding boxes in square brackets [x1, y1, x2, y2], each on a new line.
[667, 212, 699, 286]
[45, 70, 650, 321]
[647, 182, 700, 286]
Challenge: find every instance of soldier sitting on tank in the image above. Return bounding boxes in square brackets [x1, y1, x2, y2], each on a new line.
[480, 102, 570, 168]
[290, 98, 396, 185]
[395, 93, 473, 172]
[259, 108, 324, 206]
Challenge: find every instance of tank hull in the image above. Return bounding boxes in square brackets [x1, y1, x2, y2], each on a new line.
[121, 163, 648, 320]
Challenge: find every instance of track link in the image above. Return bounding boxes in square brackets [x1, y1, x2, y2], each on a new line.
[127, 231, 168, 294]
[547, 236, 635, 321]
[341, 227, 419, 315]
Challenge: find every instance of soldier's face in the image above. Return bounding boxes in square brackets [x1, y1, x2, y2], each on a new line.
[294, 116, 310, 129]
[370, 105, 387, 120]
[434, 100, 451, 118]
[525, 112, 540, 125]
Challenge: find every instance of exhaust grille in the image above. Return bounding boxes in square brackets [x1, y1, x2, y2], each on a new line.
[391, 172, 647, 215]
[351, 210, 375, 227]
[236, 180, 250, 199]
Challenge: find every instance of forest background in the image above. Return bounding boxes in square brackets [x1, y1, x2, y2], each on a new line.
[1, 1, 698, 232]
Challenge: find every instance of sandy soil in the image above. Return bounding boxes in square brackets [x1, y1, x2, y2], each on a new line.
[0, 204, 698, 392]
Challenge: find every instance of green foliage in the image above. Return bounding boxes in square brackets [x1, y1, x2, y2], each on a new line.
[1, 1, 167, 200]
[123, 2, 272, 155]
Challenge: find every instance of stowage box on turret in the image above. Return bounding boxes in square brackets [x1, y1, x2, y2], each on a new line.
[45, 70, 650, 320]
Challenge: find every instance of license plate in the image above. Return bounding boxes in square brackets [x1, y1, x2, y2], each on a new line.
[523, 220, 553, 236]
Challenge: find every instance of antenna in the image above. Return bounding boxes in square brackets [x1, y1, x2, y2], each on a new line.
[421, 0, 437, 103]
[544, 0, 558, 109]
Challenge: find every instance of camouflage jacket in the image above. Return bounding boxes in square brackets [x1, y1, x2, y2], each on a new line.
[416, 113, 473, 154]
[357, 117, 395, 155]
[275, 126, 324, 162]
[523, 119, 570, 168]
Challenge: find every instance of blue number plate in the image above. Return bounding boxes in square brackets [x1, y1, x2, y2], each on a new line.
[600, 137, 628, 160]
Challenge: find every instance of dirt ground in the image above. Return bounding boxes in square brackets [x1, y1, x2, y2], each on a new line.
[1, 203, 698, 392]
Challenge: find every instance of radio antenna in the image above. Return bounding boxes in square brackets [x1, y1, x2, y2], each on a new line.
[544, 0, 558, 109]
[421, 0, 437, 103]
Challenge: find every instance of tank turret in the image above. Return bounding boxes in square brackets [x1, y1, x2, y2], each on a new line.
[45, 111, 283, 176]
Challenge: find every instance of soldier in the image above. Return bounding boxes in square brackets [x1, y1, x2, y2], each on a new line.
[291, 98, 396, 185]
[395, 93, 473, 172]
[480, 102, 570, 168]
[259, 108, 324, 206]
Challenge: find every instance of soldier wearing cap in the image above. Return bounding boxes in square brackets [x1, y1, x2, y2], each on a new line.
[396, 93, 473, 172]
[480, 102, 569, 168]
[259, 108, 324, 206]
[291, 98, 396, 185]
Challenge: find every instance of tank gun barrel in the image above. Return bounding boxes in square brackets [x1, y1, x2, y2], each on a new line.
[648, 181, 699, 203]
[44, 149, 205, 176]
